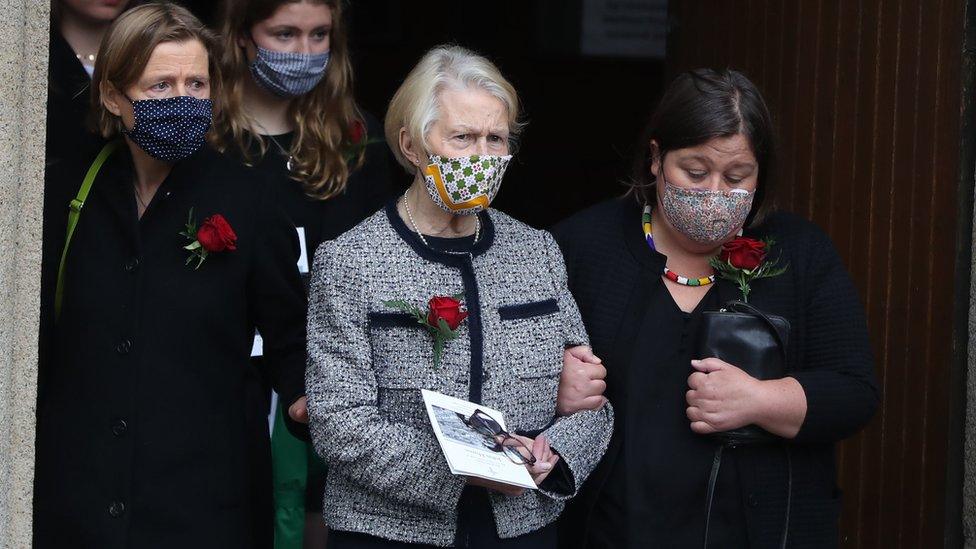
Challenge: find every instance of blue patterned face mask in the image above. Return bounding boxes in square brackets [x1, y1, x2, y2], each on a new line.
[122, 95, 213, 162]
[249, 45, 330, 98]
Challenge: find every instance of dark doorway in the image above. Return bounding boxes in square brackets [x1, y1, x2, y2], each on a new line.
[345, 1, 666, 228]
[181, 0, 667, 228]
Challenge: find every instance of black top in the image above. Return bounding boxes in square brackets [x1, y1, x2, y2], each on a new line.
[33, 144, 307, 548]
[553, 198, 880, 549]
[45, 26, 103, 176]
[241, 111, 393, 283]
[588, 284, 749, 548]
[235, 112, 392, 448]
[424, 233, 478, 253]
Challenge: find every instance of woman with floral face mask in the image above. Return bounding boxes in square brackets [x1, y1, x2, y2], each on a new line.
[305, 45, 613, 549]
[212, 1, 394, 546]
[33, 4, 307, 547]
[553, 69, 879, 548]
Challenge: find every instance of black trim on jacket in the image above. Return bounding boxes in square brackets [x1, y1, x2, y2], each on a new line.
[384, 200, 494, 404]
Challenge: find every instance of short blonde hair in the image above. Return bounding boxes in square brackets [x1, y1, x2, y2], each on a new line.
[91, 2, 220, 138]
[384, 45, 524, 172]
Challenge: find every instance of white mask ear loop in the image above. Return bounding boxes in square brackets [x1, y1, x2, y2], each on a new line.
[731, 189, 747, 236]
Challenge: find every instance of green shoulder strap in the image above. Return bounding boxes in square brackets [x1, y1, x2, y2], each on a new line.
[55, 141, 120, 320]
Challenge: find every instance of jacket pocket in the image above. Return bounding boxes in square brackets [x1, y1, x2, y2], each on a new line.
[367, 311, 434, 389]
[497, 300, 563, 380]
[368, 311, 419, 329]
[498, 298, 559, 321]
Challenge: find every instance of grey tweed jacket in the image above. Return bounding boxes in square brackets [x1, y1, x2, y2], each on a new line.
[306, 201, 614, 546]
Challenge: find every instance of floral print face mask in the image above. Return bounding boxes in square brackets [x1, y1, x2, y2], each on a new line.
[423, 154, 512, 216]
[659, 175, 754, 244]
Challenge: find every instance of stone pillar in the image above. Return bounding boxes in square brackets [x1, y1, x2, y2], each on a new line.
[967, 160, 976, 548]
[0, 0, 49, 546]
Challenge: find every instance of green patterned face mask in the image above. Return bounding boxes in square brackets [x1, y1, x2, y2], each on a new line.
[422, 154, 512, 215]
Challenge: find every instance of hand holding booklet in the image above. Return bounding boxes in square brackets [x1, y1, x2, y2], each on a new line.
[421, 389, 537, 490]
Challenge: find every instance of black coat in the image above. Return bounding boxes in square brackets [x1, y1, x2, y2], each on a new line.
[552, 198, 880, 548]
[45, 26, 103, 176]
[38, 27, 105, 377]
[33, 144, 307, 548]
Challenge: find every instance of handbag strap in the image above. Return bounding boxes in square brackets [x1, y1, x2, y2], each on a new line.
[702, 445, 724, 548]
[55, 141, 120, 320]
[703, 444, 792, 549]
[723, 300, 789, 365]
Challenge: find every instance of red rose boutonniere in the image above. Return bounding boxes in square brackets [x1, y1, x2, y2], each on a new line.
[383, 295, 469, 368]
[342, 118, 384, 166]
[180, 208, 237, 269]
[709, 236, 788, 302]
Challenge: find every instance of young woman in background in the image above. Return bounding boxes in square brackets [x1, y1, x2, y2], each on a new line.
[213, 1, 393, 546]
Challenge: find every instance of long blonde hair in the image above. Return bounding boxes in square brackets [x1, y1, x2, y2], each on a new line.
[213, 0, 364, 200]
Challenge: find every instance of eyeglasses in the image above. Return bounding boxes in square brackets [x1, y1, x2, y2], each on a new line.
[456, 409, 537, 466]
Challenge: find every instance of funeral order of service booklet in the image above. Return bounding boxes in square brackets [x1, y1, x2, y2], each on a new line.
[421, 389, 537, 490]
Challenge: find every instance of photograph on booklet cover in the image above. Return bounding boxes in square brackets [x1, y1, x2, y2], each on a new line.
[422, 390, 537, 490]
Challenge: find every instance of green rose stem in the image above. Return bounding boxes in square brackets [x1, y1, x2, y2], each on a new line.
[382, 300, 464, 369]
[709, 237, 789, 302]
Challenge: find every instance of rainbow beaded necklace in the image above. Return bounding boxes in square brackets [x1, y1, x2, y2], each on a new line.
[642, 205, 716, 287]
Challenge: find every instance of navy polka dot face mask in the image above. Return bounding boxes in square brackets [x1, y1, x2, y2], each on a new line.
[122, 95, 213, 162]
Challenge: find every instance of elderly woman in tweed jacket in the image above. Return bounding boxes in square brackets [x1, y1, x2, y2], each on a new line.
[306, 45, 614, 549]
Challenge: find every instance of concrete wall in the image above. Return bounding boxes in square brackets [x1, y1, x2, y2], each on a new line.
[0, 1, 49, 547]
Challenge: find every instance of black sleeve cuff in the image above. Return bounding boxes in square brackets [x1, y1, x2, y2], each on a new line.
[538, 456, 574, 495]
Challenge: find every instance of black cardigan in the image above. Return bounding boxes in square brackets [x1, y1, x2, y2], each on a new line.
[552, 198, 879, 548]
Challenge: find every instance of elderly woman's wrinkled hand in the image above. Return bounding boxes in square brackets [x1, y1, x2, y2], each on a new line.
[556, 346, 608, 416]
[508, 434, 560, 486]
[464, 434, 560, 497]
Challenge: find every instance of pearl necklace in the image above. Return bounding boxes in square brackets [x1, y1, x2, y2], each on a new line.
[402, 191, 480, 252]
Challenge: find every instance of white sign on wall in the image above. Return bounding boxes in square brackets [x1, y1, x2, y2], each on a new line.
[581, 0, 668, 58]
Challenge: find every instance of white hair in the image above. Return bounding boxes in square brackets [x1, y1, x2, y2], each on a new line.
[384, 45, 525, 172]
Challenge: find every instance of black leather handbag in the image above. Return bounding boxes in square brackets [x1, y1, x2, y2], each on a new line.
[695, 300, 794, 549]
[694, 300, 791, 446]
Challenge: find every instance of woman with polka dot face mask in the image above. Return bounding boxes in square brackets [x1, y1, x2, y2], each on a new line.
[34, 5, 308, 547]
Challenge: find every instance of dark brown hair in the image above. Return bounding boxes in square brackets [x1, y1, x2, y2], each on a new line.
[630, 68, 777, 226]
[91, 2, 220, 138]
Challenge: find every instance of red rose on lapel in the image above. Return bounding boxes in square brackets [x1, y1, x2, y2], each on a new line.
[349, 119, 366, 145]
[383, 294, 468, 369]
[427, 296, 468, 331]
[196, 214, 237, 252]
[720, 237, 766, 271]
